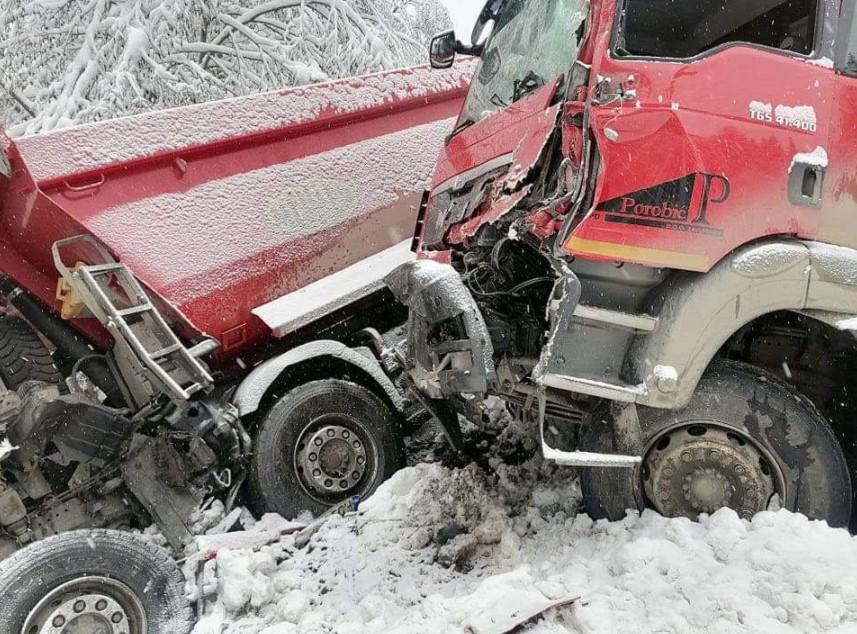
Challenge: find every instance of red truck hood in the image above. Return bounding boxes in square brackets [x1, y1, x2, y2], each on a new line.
[421, 80, 563, 248]
[432, 80, 563, 191]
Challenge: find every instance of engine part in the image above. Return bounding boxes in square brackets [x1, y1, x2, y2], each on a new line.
[4, 382, 134, 471]
[0, 478, 27, 536]
[121, 435, 202, 550]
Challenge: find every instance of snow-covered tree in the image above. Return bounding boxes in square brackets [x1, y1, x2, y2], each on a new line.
[0, 0, 451, 136]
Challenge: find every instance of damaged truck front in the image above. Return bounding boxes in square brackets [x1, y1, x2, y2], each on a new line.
[390, 0, 857, 527]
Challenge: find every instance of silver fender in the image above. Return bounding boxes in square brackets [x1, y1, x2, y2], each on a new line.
[628, 239, 857, 409]
[232, 340, 405, 417]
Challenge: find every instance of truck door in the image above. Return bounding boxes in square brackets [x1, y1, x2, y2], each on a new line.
[563, 0, 834, 272]
[819, 1, 857, 250]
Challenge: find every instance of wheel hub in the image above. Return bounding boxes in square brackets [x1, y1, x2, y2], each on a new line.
[296, 424, 369, 496]
[24, 578, 145, 634]
[643, 425, 779, 520]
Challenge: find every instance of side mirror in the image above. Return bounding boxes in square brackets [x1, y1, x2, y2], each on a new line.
[430, 30, 457, 69]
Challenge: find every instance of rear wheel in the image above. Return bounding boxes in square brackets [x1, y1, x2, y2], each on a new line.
[0, 529, 193, 634]
[0, 315, 62, 388]
[250, 379, 405, 518]
[580, 361, 852, 526]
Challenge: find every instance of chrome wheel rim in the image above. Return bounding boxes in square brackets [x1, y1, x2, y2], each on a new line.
[23, 577, 146, 634]
[294, 415, 378, 503]
[643, 422, 786, 520]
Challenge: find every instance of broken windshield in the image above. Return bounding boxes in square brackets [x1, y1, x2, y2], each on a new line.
[457, 0, 589, 129]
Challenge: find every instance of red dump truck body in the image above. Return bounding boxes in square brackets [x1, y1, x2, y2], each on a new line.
[0, 63, 471, 360]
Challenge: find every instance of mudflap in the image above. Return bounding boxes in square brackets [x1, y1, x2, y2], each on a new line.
[385, 260, 496, 399]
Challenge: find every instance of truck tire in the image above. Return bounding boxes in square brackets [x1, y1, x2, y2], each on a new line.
[250, 379, 405, 518]
[580, 361, 852, 527]
[0, 529, 193, 634]
[0, 315, 62, 388]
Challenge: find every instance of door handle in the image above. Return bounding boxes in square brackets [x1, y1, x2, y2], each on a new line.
[788, 161, 825, 207]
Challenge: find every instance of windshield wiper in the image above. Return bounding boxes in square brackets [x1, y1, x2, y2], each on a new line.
[447, 117, 476, 142]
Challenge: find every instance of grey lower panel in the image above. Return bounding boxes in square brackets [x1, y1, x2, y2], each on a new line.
[122, 435, 200, 550]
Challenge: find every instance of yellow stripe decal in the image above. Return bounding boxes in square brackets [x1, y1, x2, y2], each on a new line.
[565, 237, 709, 271]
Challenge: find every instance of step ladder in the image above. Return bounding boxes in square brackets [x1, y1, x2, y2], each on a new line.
[53, 236, 213, 403]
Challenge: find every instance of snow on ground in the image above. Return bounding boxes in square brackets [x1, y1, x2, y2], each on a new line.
[187, 405, 857, 634]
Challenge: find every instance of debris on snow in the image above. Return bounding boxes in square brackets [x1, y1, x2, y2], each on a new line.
[188, 404, 857, 634]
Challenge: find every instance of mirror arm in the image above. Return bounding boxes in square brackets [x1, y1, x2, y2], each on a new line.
[456, 41, 484, 57]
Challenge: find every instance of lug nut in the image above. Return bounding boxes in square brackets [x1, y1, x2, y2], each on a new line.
[112, 612, 124, 623]
[74, 600, 86, 613]
[96, 599, 108, 611]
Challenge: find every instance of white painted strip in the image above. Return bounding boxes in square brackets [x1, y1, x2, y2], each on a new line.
[252, 239, 415, 337]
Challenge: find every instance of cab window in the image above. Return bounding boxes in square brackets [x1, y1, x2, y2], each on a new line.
[617, 0, 819, 59]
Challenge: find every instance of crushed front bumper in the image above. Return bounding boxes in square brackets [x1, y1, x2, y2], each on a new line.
[385, 261, 496, 399]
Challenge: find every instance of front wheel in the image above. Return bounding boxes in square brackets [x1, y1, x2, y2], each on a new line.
[580, 361, 852, 526]
[250, 379, 406, 518]
[0, 529, 193, 634]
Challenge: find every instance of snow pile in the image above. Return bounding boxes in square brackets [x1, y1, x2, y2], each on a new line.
[0, 0, 452, 135]
[189, 406, 857, 634]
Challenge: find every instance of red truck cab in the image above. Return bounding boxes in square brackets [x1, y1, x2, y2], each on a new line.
[389, 0, 857, 528]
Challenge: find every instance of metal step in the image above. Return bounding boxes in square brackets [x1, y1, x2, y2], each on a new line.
[151, 344, 183, 360]
[572, 305, 658, 332]
[539, 373, 646, 403]
[117, 304, 153, 318]
[84, 263, 126, 276]
[542, 443, 641, 468]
